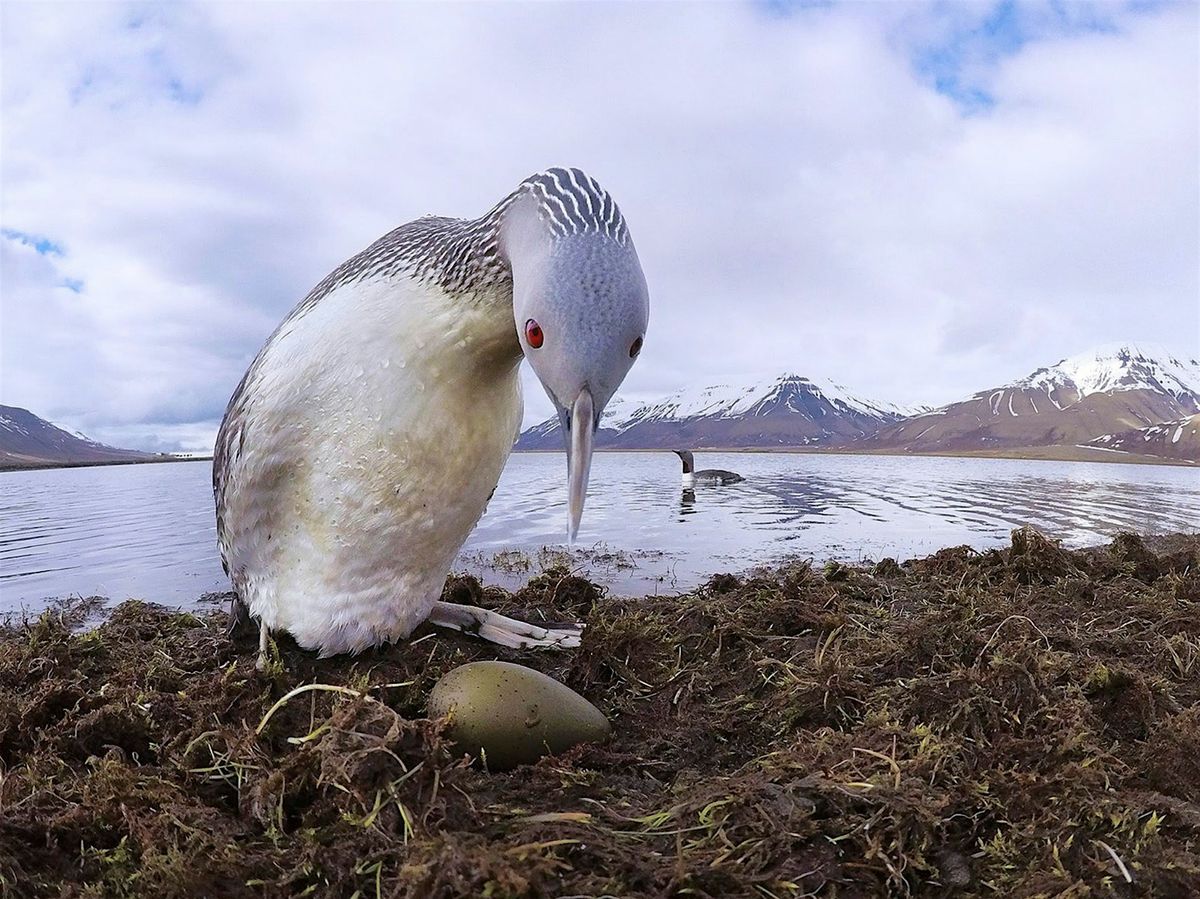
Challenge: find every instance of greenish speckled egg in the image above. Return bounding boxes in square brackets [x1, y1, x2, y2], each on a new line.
[428, 661, 611, 770]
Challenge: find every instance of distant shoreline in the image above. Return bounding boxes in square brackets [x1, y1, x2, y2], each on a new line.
[4, 443, 1192, 474]
[516, 445, 1196, 467]
[0, 455, 213, 474]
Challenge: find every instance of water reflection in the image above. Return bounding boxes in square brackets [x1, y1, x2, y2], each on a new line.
[2, 452, 1197, 612]
[679, 488, 696, 518]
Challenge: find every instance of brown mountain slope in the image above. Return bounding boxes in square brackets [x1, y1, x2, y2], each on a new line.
[864, 346, 1200, 453]
[865, 386, 1195, 452]
[0, 405, 156, 469]
[1087, 414, 1200, 463]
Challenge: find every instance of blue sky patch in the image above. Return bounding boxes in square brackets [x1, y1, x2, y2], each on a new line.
[908, 0, 1129, 111]
[166, 76, 204, 105]
[69, 23, 206, 108]
[758, 0, 835, 16]
[2, 228, 65, 257]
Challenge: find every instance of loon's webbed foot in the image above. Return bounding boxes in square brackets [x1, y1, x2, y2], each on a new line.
[428, 601, 582, 650]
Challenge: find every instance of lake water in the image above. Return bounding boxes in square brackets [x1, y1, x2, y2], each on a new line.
[1, 452, 1197, 614]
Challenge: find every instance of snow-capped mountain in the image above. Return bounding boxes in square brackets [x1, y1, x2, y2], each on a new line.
[0, 406, 156, 468]
[865, 345, 1200, 453]
[517, 374, 913, 449]
[1016, 344, 1200, 405]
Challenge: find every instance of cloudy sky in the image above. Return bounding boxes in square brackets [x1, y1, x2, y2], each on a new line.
[2, 0, 1197, 451]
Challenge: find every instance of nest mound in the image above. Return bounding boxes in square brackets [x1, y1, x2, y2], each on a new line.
[2, 529, 1198, 897]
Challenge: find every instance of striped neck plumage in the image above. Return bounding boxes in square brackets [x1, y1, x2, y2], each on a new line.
[283, 167, 631, 321]
[511, 167, 629, 245]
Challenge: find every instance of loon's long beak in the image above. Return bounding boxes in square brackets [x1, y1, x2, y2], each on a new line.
[566, 388, 595, 544]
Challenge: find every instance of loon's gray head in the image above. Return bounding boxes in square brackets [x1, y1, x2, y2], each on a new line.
[502, 168, 649, 541]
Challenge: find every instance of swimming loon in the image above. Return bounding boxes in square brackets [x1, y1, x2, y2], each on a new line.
[673, 450, 744, 487]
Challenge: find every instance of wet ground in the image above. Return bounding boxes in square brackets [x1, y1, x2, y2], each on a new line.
[1, 529, 1198, 897]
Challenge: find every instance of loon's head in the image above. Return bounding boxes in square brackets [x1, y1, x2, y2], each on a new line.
[503, 169, 649, 542]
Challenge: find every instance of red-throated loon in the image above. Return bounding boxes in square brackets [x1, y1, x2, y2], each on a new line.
[673, 450, 744, 487]
[214, 168, 649, 659]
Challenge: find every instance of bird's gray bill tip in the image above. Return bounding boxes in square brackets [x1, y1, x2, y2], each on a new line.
[566, 388, 595, 546]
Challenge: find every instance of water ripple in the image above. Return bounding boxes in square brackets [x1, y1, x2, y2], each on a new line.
[2, 453, 1198, 612]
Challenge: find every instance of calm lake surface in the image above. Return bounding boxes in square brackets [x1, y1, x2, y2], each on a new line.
[1, 452, 1197, 614]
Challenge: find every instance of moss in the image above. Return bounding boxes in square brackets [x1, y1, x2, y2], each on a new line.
[1, 529, 1198, 896]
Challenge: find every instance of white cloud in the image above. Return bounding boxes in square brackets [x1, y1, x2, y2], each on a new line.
[1, 1, 1196, 450]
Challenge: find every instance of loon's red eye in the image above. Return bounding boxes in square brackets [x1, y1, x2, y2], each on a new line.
[630, 336, 643, 358]
[524, 319, 544, 349]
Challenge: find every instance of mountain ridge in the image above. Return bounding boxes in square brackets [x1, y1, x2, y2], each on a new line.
[517, 373, 915, 450]
[863, 344, 1200, 454]
[0, 406, 159, 469]
[518, 345, 1200, 461]
[8, 345, 1197, 467]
